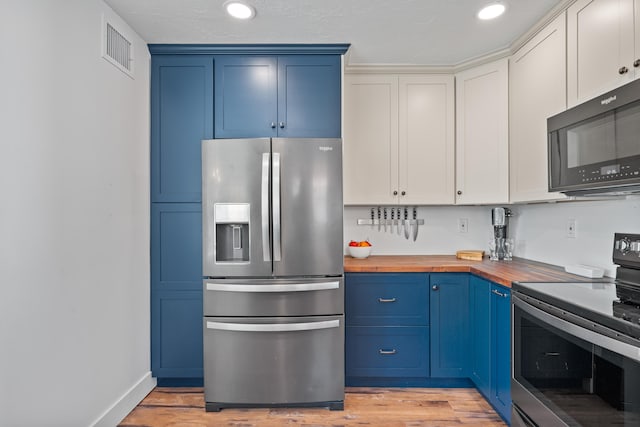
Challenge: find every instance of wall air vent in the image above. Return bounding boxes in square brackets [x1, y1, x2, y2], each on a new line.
[102, 16, 134, 78]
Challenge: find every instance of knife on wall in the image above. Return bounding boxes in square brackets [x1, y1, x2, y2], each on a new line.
[412, 207, 419, 241]
[403, 207, 410, 239]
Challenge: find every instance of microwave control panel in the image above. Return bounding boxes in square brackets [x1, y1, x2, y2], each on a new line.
[578, 163, 640, 184]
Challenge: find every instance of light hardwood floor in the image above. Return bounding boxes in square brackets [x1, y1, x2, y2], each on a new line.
[119, 387, 507, 427]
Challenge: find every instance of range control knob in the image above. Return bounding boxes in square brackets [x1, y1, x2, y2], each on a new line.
[619, 238, 631, 254]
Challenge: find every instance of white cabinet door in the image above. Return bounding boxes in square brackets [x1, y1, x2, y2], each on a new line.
[343, 74, 399, 205]
[510, 13, 567, 203]
[455, 59, 509, 205]
[567, 0, 636, 106]
[399, 75, 455, 205]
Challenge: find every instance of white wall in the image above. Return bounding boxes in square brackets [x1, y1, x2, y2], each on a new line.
[0, 2, 152, 426]
[346, 196, 640, 278]
[344, 206, 496, 255]
[510, 196, 640, 278]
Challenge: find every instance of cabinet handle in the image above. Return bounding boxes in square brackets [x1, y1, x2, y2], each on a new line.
[634, 59, 640, 68]
[401, 191, 406, 196]
[393, 190, 398, 196]
[619, 66, 629, 74]
[270, 122, 276, 129]
[378, 297, 397, 303]
[378, 349, 397, 355]
[491, 289, 507, 298]
[457, 190, 462, 195]
[432, 285, 439, 291]
[279, 121, 285, 128]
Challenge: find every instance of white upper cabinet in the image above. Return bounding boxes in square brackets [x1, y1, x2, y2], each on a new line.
[343, 74, 399, 205]
[343, 73, 454, 205]
[567, 0, 640, 106]
[509, 13, 567, 203]
[454, 59, 509, 205]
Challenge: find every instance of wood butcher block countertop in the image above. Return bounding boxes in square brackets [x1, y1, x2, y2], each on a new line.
[344, 255, 593, 288]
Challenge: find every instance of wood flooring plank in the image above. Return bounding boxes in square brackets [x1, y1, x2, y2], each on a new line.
[119, 387, 506, 427]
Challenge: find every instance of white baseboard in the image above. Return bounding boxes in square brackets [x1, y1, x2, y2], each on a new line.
[90, 371, 156, 427]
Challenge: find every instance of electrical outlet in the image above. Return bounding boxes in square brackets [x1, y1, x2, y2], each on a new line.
[458, 218, 468, 233]
[566, 219, 577, 238]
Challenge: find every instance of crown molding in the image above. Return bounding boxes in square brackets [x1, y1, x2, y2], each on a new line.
[344, 64, 454, 74]
[148, 43, 350, 55]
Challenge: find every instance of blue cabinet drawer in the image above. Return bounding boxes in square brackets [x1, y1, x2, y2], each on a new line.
[345, 326, 429, 378]
[345, 273, 429, 326]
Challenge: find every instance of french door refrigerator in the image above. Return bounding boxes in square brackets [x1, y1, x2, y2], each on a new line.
[202, 138, 344, 412]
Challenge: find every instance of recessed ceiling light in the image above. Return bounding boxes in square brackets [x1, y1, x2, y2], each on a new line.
[224, 1, 256, 20]
[477, 3, 506, 20]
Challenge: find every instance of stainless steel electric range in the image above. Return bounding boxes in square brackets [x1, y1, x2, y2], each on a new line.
[511, 233, 640, 427]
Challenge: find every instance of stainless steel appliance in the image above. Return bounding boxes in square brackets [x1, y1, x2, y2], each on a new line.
[491, 207, 512, 261]
[201, 138, 344, 412]
[511, 233, 640, 426]
[548, 78, 640, 196]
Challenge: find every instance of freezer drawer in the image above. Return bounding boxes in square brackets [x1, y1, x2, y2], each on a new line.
[203, 277, 343, 316]
[203, 315, 344, 410]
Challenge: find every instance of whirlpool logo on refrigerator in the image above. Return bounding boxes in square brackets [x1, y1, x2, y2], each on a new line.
[318, 146, 333, 152]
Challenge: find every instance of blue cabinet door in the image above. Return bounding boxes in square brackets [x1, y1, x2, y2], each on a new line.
[430, 273, 470, 378]
[491, 284, 511, 423]
[215, 55, 341, 138]
[151, 203, 203, 380]
[277, 56, 341, 138]
[214, 56, 278, 138]
[345, 273, 429, 326]
[346, 326, 430, 378]
[151, 55, 213, 202]
[470, 275, 491, 397]
[152, 290, 203, 380]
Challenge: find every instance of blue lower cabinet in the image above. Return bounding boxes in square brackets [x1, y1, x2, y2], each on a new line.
[345, 273, 430, 386]
[491, 284, 511, 423]
[151, 290, 203, 383]
[151, 203, 203, 383]
[470, 276, 492, 397]
[429, 273, 470, 378]
[346, 326, 429, 378]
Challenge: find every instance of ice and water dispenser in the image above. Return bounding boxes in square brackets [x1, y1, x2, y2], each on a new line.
[214, 203, 250, 263]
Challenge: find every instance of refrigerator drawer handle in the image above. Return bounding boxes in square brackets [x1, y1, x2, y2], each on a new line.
[272, 152, 282, 261]
[206, 319, 340, 332]
[261, 153, 271, 262]
[206, 281, 340, 292]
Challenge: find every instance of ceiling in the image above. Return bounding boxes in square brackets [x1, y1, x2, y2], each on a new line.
[104, 0, 565, 65]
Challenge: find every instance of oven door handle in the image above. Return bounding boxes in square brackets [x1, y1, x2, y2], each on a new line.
[514, 295, 640, 363]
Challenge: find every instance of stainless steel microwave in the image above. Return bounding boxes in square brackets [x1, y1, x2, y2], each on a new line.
[548, 79, 640, 196]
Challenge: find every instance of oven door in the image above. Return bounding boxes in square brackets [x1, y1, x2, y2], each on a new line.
[512, 294, 640, 427]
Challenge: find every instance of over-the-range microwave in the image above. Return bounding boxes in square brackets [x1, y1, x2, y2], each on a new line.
[548, 78, 640, 196]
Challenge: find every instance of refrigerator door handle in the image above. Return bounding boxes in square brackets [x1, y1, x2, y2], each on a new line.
[206, 319, 340, 332]
[272, 152, 282, 261]
[261, 153, 271, 262]
[206, 281, 340, 293]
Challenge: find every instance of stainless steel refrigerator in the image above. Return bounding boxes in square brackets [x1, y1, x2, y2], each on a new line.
[201, 138, 344, 412]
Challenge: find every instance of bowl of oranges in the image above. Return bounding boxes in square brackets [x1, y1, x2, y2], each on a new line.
[348, 240, 372, 259]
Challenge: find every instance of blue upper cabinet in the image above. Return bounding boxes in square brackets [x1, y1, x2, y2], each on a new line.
[429, 273, 470, 378]
[214, 56, 278, 138]
[276, 56, 341, 138]
[151, 55, 213, 202]
[215, 55, 341, 138]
